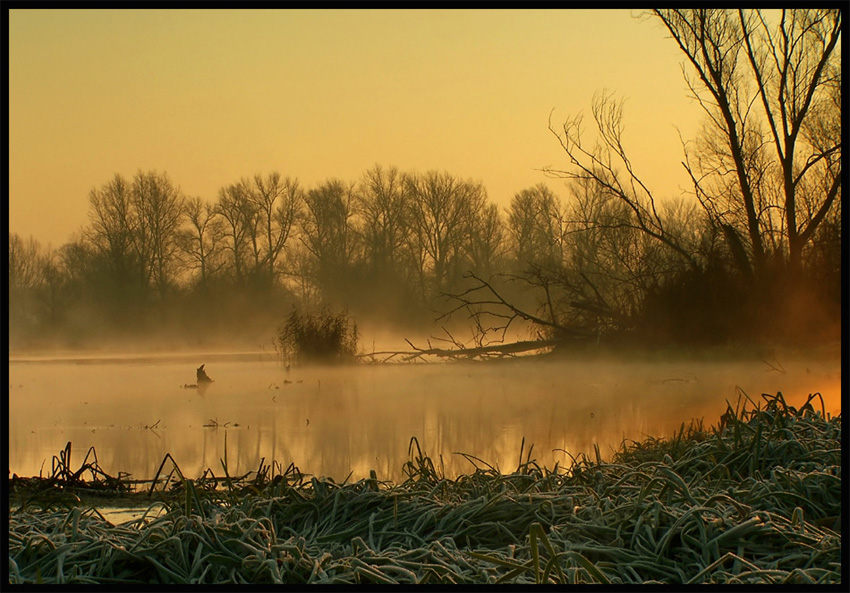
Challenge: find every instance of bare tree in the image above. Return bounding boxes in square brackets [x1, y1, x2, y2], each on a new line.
[35, 246, 68, 326]
[9, 234, 53, 338]
[86, 174, 139, 292]
[177, 196, 225, 286]
[9, 233, 44, 293]
[465, 202, 505, 279]
[355, 165, 411, 281]
[247, 172, 302, 284]
[299, 179, 359, 298]
[653, 8, 841, 275]
[131, 170, 185, 299]
[545, 91, 701, 270]
[405, 171, 488, 295]
[215, 180, 257, 282]
[506, 184, 568, 271]
[10, 234, 89, 338]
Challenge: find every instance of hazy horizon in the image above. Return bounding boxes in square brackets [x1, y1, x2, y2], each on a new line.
[9, 8, 703, 247]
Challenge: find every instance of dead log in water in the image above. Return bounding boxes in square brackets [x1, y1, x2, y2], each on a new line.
[359, 338, 563, 363]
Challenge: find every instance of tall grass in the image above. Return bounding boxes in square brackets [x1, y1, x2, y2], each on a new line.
[8, 392, 841, 584]
[276, 307, 358, 365]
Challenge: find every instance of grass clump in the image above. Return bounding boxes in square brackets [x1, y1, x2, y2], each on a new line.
[8, 392, 842, 585]
[276, 307, 358, 365]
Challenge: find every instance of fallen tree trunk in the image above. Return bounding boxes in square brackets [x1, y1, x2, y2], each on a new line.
[358, 338, 563, 363]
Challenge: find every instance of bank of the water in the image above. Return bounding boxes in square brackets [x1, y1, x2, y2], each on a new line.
[8, 392, 842, 585]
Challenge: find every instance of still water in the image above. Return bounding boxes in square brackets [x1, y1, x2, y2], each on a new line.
[8, 351, 841, 484]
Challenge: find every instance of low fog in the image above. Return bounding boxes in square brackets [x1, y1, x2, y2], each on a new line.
[7, 117, 843, 484]
[9, 336, 842, 483]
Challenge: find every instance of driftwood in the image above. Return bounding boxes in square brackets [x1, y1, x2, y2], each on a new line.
[358, 338, 562, 363]
[181, 365, 214, 390]
[197, 364, 213, 383]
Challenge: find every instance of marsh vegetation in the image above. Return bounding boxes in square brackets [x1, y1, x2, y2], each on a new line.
[9, 392, 841, 584]
[7, 7, 843, 586]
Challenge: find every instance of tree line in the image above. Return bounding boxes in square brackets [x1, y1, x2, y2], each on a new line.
[9, 166, 513, 348]
[9, 8, 841, 351]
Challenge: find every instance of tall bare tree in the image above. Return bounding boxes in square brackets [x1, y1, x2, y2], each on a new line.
[506, 184, 568, 271]
[86, 174, 139, 292]
[545, 9, 840, 282]
[405, 171, 487, 295]
[355, 165, 411, 281]
[131, 170, 185, 299]
[465, 202, 505, 279]
[653, 8, 841, 276]
[247, 172, 302, 283]
[177, 196, 225, 287]
[215, 180, 257, 282]
[299, 179, 358, 298]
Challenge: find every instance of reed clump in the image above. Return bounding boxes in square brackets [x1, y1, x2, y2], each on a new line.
[8, 392, 841, 584]
[276, 307, 358, 365]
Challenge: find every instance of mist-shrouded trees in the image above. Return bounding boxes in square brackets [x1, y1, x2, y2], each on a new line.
[10, 62, 841, 355]
[10, 233, 88, 344]
[210, 172, 302, 289]
[215, 180, 256, 284]
[9, 233, 47, 336]
[249, 173, 301, 285]
[86, 174, 139, 304]
[507, 183, 567, 272]
[458, 178, 702, 344]
[405, 171, 490, 296]
[131, 170, 185, 299]
[356, 165, 411, 285]
[298, 179, 359, 303]
[177, 196, 225, 288]
[350, 165, 423, 319]
[465, 202, 505, 280]
[9, 233, 44, 296]
[84, 170, 186, 306]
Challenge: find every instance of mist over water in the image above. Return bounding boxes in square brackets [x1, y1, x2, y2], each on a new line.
[8, 348, 841, 484]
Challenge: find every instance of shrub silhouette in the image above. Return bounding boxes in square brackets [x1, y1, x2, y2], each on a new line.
[277, 308, 358, 365]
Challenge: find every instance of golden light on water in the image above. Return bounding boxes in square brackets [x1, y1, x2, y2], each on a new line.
[8, 354, 840, 483]
[7, 8, 842, 486]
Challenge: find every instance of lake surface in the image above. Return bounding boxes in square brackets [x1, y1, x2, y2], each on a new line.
[8, 351, 842, 485]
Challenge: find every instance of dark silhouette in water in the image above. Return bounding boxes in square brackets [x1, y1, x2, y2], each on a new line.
[181, 364, 213, 392]
[197, 364, 213, 383]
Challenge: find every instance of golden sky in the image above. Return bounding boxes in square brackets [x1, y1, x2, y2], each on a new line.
[9, 8, 703, 247]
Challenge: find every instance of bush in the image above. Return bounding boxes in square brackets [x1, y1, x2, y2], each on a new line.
[277, 307, 358, 365]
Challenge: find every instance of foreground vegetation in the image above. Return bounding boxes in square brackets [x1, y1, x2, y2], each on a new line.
[8, 392, 841, 584]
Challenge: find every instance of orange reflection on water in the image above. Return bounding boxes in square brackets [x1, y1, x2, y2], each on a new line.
[8, 353, 841, 484]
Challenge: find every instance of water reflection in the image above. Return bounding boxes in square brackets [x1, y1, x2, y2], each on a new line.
[8, 353, 841, 484]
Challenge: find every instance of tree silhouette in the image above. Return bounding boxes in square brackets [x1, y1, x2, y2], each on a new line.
[178, 196, 225, 287]
[654, 8, 841, 277]
[247, 172, 301, 285]
[299, 179, 358, 301]
[405, 171, 488, 296]
[215, 180, 256, 282]
[130, 170, 184, 299]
